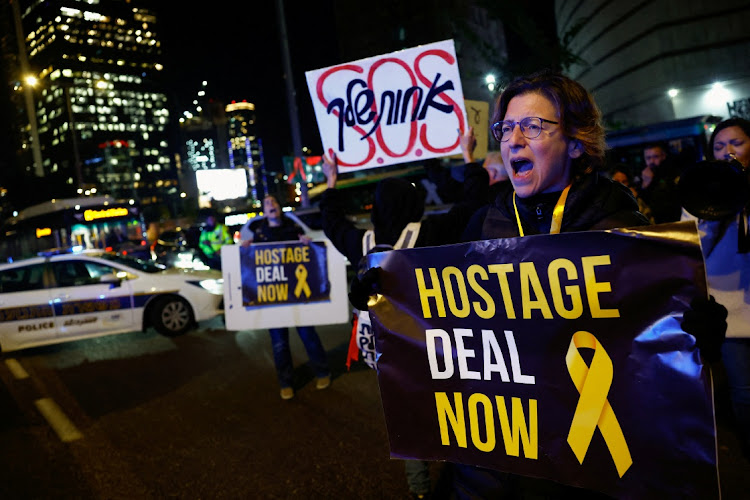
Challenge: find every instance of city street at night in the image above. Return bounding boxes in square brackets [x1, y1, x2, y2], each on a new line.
[0, 317, 749, 499]
[1, 2, 750, 499]
[0, 317, 417, 499]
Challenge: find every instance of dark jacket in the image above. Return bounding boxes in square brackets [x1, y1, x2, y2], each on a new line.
[247, 216, 304, 243]
[639, 157, 682, 224]
[320, 162, 491, 265]
[462, 172, 650, 242]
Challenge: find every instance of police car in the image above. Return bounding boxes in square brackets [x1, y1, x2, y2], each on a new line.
[0, 249, 224, 352]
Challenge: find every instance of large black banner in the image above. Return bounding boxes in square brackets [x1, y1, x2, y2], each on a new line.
[366, 222, 718, 499]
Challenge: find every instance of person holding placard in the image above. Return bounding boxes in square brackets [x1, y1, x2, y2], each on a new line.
[460, 68, 731, 498]
[351, 69, 729, 498]
[241, 195, 330, 400]
[681, 117, 750, 458]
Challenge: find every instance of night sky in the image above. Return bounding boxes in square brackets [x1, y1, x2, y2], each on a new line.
[157, 1, 341, 172]
[1, 2, 559, 193]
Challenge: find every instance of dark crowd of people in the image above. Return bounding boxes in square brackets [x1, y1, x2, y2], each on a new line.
[206, 68, 745, 499]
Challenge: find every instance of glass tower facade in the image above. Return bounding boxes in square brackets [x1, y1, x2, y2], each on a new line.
[6, 0, 177, 210]
[225, 100, 265, 206]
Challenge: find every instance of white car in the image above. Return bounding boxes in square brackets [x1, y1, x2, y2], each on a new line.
[0, 250, 224, 352]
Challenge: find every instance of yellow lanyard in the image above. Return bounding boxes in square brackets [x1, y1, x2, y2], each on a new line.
[512, 184, 572, 236]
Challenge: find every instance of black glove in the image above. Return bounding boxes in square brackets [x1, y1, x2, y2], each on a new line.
[681, 295, 728, 363]
[348, 267, 382, 311]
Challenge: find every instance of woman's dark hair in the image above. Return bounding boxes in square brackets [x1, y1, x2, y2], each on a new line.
[491, 69, 606, 177]
[709, 117, 750, 159]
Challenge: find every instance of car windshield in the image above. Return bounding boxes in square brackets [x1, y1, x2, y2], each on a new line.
[97, 253, 166, 273]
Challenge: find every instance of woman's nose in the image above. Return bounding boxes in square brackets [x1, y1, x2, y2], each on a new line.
[507, 124, 526, 146]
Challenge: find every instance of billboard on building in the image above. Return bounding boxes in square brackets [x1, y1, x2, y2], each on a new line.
[196, 168, 248, 204]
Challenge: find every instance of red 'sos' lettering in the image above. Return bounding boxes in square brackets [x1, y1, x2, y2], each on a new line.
[368, 57, 418, 158]
[316, 48, 462, 165]
[316, 65, 376, 167]
[415, 49, 464, 153]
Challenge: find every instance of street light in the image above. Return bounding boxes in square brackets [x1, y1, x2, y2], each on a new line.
[18, 74, 44, 176]
[485, 74, 496, 92]
[12, 0, 43, 176]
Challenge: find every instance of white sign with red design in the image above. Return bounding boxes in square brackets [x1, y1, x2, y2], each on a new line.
[305, 39, 467, 172]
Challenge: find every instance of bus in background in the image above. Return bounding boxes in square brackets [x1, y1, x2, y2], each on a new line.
[605, 114, 723, 180]
[0, 196, 148, 261]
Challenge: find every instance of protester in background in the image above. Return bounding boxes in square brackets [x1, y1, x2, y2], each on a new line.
[198, 211, 233, 270]
[639, 142, 682, 223]
[105, 225, 129, 249]
[483, 150, 508, 186]
[682, 117, 750, 457]
[610, 164, 655, 224]
[240, 195, 312, 245]
[321, 127, 489, 500]
[241, 195, 330, 400]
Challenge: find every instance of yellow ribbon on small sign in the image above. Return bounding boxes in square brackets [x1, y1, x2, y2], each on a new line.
[294, 264, 311, 298]
[566, 331, 633, 478]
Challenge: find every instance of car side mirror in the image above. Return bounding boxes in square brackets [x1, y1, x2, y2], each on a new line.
[99, 273, 122, 288]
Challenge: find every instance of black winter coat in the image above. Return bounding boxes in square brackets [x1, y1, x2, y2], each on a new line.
[320, 162, 491, 265]
[462, 172, 650, 242]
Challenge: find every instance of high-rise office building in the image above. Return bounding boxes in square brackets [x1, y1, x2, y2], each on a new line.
[180, 85, 229, 173]
[1, 0, 177, 213]
[177, 93, 266, 210]
[225, 100, 266, 206]
[556, 0, 750, 127]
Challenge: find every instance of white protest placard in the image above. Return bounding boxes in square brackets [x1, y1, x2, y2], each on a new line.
[305, 39, 467, 172]
[221, 241, 349, 330]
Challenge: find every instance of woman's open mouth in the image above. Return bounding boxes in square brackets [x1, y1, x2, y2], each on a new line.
[511, 158, 533, 177]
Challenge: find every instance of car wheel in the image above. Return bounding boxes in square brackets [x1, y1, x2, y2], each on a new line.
[151, 296, 194, 337]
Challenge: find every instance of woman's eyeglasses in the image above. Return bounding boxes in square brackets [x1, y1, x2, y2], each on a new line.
[491, 117, 559, 142]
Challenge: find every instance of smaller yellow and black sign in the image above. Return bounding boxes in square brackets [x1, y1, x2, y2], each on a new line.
[241, 242, 330, 307]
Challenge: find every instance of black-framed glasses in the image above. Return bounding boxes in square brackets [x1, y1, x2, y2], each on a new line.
[491, 117, 559, 142]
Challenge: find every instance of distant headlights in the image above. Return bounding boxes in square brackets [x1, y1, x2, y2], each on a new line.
[188, 279, 224, 295]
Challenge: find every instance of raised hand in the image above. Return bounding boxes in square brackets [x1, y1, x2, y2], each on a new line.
[459, 126, 476, 164]
[322, 153, 338, 189]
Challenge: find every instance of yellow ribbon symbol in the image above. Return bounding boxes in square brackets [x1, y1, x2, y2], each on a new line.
[294, 264, 311, 298]
[566, 331, 632, 478]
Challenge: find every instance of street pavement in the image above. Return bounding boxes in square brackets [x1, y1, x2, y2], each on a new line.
[0, 317, 748, 499]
